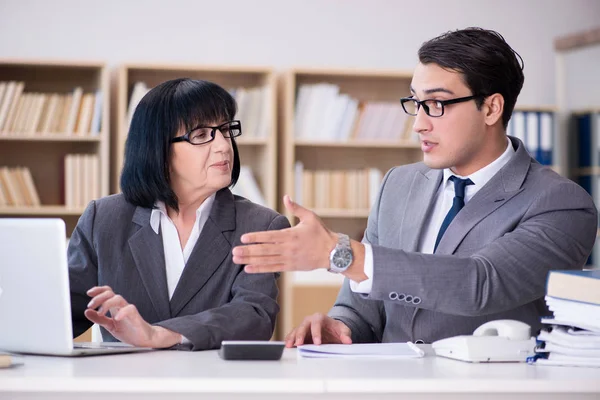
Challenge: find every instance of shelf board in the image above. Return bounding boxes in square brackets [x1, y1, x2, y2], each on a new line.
[571, 108, 600, 116]
[514, 105, 558, 113]
[311, 208, 371, 218]
[0, 134, 102, 142]
[124, 63, 272, 74]
[235, 137, 268, 146]
[0, 59, 106, 69]
[0, 206, 86, 216]
[292, 67, 414, 79]
[295, 140, 420, 149]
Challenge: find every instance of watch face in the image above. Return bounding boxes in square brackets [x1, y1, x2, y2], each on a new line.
[332, 248, 353, 270]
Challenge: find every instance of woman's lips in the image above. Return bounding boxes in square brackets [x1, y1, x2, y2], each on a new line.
[210, 160, 230, 170]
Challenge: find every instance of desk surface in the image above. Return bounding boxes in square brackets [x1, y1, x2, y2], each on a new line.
[1, 347, 599, 400]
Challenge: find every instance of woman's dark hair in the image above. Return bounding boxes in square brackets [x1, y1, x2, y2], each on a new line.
[120, 78, 241, 211]
[418, 27, 524, 128]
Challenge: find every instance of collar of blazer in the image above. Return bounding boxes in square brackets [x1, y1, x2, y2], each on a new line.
[400, 136, 530, 255]
[128, 188, 237, 319]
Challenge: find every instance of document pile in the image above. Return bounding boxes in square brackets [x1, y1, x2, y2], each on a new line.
[298, 343, 425, 359]
[529, 270, 600, 367]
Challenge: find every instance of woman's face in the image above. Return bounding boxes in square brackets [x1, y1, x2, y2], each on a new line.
[169, 120, 234, 200]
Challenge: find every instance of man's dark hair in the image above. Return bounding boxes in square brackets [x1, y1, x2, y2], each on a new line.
[120, 78, 241, 211]
[418, 27, 524, 128]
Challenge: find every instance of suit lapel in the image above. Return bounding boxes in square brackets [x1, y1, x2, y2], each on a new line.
[128, 207, 171, 321]
[435, 137, 531, 254]
[399, 168, 443, 251]
[169, 189, 236, 317]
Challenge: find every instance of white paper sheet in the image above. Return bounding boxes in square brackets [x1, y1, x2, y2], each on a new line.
[298, 343, 425, 359]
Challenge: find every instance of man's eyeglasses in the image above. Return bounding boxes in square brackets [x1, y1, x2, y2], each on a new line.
[171, 120, 242, 145]
[400, 95, 483, 117]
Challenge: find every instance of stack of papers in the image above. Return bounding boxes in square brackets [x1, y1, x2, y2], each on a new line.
[298, 343, 425, 359]
[528, 298, 600, 368]
[532, 324, 600, 367]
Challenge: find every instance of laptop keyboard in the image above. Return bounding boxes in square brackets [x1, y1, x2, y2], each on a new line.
[73, 342, 134, 349]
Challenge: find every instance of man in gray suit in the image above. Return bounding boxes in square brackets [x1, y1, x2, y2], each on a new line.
[233, 28, 598, 346]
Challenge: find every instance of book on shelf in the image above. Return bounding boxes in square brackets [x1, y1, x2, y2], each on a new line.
[75, 92, 95, 135]
[0, 166, 41, 207]
[89, 90, 103, 135]
[230, 86, 270, 139]
[230, 165, 266, 207]
[64, 154, 100, 208]
[294, 161, 383, 210]
[0, 81, 102, 136]
[0, 81, 24, 132]
[126, 82, 149, 132]
[293, 83, 415, 143]
[64, 86, 83, 134]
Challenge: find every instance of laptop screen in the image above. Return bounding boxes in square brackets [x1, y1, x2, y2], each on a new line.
[0, 218, 75, 355]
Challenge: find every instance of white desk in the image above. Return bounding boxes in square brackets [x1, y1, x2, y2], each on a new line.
[1, 347, 599, 400]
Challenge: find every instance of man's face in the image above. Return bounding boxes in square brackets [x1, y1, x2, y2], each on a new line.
[410, 62, 489, 176]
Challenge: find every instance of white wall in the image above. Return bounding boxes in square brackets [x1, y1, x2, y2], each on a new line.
[564, 45, 600, 110]
[0, 0, 599, 107]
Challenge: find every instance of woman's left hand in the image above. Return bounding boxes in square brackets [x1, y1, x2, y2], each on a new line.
[85, 286, 181, 348]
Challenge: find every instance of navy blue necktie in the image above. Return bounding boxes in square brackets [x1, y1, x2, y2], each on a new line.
[434, 176, 474, 252]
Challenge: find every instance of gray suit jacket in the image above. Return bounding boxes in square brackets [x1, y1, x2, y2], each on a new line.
[329, 137, 597, 343]
[69, 188, 290, 350]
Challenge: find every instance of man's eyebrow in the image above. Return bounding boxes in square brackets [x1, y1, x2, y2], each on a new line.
[410, 86, 455, 95]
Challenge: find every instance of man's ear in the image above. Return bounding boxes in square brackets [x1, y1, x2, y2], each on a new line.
[483, 93, 504, 127]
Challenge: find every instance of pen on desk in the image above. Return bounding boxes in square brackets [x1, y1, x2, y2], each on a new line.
[407, 341, 425, 357]
[0, 354, 23, 368]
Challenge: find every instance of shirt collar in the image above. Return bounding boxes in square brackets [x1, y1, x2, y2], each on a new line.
[150, 193, 216, 234]
[442, 137, 515, 188]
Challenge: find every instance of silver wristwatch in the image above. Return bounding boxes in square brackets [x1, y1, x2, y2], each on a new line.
[328, 233, 353, 273]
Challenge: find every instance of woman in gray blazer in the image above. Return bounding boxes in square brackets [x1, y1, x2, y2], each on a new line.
[68, 78, 289, 350]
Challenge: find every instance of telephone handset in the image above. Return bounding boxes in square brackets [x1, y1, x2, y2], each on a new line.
[432, 319, 536, 362]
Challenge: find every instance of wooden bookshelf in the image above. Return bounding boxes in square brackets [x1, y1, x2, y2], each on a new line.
[0, 60, 109, 236]
[279, 68, 423, 336]
[0, 135, 102, 142]
[111, 63, 278, 209]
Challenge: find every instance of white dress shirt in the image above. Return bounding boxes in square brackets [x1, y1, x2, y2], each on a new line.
[351, 138, 515, 294]
[149, 193, 216, 343]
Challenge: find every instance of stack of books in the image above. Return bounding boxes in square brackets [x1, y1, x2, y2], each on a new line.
[294, 83, 416, 143]
[530, 270, 600, 367]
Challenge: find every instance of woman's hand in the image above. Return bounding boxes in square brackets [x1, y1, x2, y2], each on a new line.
[85, 286, 181, 348]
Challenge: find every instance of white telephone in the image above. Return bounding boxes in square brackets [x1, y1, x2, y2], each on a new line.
[431, 320, 536, 363]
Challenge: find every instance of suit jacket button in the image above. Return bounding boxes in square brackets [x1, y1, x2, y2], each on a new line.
[389, 292, 398, 300]
[412, 297, 422, 305]
[397, 293, 406, 301]
[405, 295, 413, 303]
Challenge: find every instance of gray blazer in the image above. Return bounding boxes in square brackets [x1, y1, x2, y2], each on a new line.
[329, 137, 597, 343]
[69, 188, 290, 350]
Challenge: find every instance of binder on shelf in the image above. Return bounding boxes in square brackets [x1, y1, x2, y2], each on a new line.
[525, 111, 540, 163]
[539, 112, 553, 166]
[571, 111, 600, 267]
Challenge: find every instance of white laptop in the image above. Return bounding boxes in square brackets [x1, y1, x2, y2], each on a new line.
[0, 218, 153, 356]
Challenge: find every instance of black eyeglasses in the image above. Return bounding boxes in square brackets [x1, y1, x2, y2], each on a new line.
[400, 95, 484, 117]
[171, 120, 242, 145]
